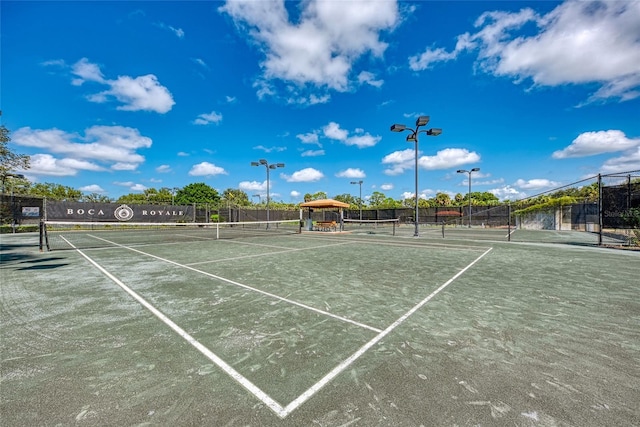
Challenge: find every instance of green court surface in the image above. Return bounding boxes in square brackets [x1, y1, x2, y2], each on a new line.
[1, 230, 639, 426]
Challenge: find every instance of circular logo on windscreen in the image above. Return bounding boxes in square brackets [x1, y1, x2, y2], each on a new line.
[114, 205, 134, 221]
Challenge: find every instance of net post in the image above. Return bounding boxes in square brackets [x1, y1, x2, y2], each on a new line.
[39, 220, 50, 251]
[598, 173, 602, 246]
[507, 202, 511, 242]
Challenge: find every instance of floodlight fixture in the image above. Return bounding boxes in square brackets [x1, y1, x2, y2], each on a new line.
[251, 159, 284, 226]
[390, 114, 443, 237]
[457, 167, 481, 227]
[416, 116, 430, 126]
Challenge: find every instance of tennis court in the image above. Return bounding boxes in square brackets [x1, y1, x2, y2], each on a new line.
[1, 227, 639, 426]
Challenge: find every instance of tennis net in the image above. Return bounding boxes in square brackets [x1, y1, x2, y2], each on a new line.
[40, 219, 301, 251]
[342, 218, 399, 235]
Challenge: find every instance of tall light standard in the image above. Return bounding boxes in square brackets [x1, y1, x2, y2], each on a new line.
[251, 159, 284, 226]
[350, 180, 363, 220]
[390, 116, 442, 237]
[457, 167, 480, 228]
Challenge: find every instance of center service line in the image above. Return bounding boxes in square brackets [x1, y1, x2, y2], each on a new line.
[88, 234, 381, 333]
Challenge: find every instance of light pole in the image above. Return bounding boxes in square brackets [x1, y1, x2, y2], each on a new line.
[390, 116, 442, 237]
[457, 167, 480, 228]
[251, 159, 284, 226]
[350, 180, 363, 220]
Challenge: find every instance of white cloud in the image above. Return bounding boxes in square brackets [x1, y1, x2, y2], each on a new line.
[192, 58, 208, 69]
[80, 184, 105, 193]
[282, 167, 324, 182]
[253, 145, 287, 153]
[552, 130, 640, 158]
[419, 148, 481, 170]
[188, 162, 228, 176]
[301, 149, 325, 157]
[71, 57, 105, 85]
[357, 71, 384, 88]
[323, 122, 349, 141]
[219, 0, 399, 100]
[380, 183, 394, 191]
[382, 147, 480, 174]
[239, 180, 267, 191]
[490, 185, 527, 201]
[322, 121, 381, 148]
[290, 190, 301, 198]
[22, 154, 102, 176]
[382, 148, 415, 175]
[130, 183, 147, 192]
[156, 165, 171, 173]
[71, 58, 175, 113]
[601, 146, 640, 173]
[13, 125, 152, 176]
[409, 1, 640, 103]
[156, 22, 185, 39]
[514, 178, 561, 190]
[193, 111, 223, 125]
[335, 168, 365, 179]
[297, 132, 321, 146]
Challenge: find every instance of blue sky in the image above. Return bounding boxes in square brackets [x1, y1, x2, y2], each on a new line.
[3, 0, 640, 203]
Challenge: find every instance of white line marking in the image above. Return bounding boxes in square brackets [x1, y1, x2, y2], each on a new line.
[87, 235, 381, 333]
[279, 246, 494, 417]
[60, 236, 288, 417]
[73, 232, 492, 418]
[186, 241, 356, 266]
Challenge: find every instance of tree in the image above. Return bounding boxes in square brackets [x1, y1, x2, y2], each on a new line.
[434, 192, 452, 206]
[116, 193, 147, 204]
[174, 182, 220, 205]
[29, 182, 81, 201]
[82, 193, 112, 203]
[309, 191, 327, 201]
[368, 191, 386, 207]
[222, 188, 250, 206]
[334, 193, 358, 208]
[1, 112, 30, 193]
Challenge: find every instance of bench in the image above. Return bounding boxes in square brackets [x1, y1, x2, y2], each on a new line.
[315, 220, 337, 231]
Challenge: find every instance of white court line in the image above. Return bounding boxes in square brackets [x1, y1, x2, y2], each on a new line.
[186, 241, 356, 266]
[280, 246, 494, 417]
[59, 236, 288, 417]
[87, 234, 381, 333]
[175, 233, 294, 250]
[74, 233, 492, 418]
[298, 233, 490, 252]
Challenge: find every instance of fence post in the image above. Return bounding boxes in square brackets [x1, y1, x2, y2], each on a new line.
[598, 174, 602, 246]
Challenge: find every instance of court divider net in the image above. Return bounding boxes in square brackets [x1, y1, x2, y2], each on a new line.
[40, 219, 301, 251]
[341, 218, 399, 236]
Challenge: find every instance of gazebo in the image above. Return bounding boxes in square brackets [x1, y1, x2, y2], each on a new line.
[299, 198, 350, 231]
